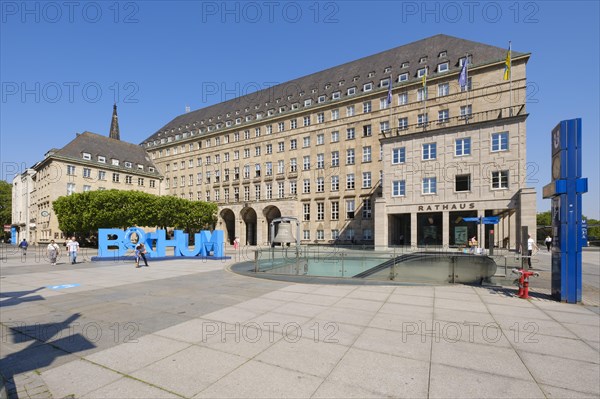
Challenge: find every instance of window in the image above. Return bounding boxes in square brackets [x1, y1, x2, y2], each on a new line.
[380, 121, 390, 133]
[98, 170, 106, 180]
[438, 109, 449, 123]
[82, 152, 91, 160]
[303, 136, 311, 147]
[234, 150, 240, 160]
[255, 146, 261, 157]
[346, 128, 355, 140]
[461, 77, 472, 92]
[363, 101, 372, 113]
[124, 161, 132, 169]
[363, 125, 372, 137]
[346, 200, 355, 219]
[317, 202, 325, 220]
[347, 174, 355, 189]
[278, 122, 285, 132]
[318, 95, 326, 103]
[244, 149, 250, 158]
[398, 117, 408, 130]
[455, 174, 471, 192]
[277, 160, 284, 174]
[317, 133, 324, 145]
[362, 172, 372, 188]
[303, 203, 310, 221]
[347, 87, 356, 96]
[346, 149, 355, 165]
[363, 146, 372, 162]
[278, 182, 284, 198]
[363, 83, 373, 92]
[112, 173, 120, 183]
[125, 175, 133, 184]
[303, 116, 311, 126]
[304, 99, 312, 107]
[255, 164, 261, 177]
[290, 119, 297, 129]
[398, 92, 408, 106]
[317, 230, 325, 240]
[303, 230, 310, 240]
[244, 186, 250, 201]
[290, 181, 297, 195]
[83, 185, 91, 192]
[331, 176, 339, 191]
[331, 109, 339, 120]
[331, 151, 339, 167]
[331, 131, 339, 142]
[67, 165, 75, 175]
[438, 83, 450, 97]
[317, 112, 324, 123]
[303, 155, 311, 170]
[418, 113, 429, 127]
[392, 147, 406, 164]
[363, 229, 373, 240]
[266, 162, 273, 176]
[455, 138, 471, 156]
[67, 183, 75, 195]
[303, 179, 311, 194]
[290, 158, 297, 172]
[346, 105, 355, 117]
[422, 143, 437, 160]
[362, 199, 372, 219]
[491, 132, 509, 152]
[317, 154, 324, 169]
[83, 168, 91, 178]
[398, 72, 408, 82]
[380, 78, 390, 87]
[492, 171, 509, 189]
[316, 177, 324, 192]
[265, 184, 272, 199]
[150, 180, 156, 188]
[437, 62, 449, 73]
[380, 98, 389, 110]
[244, 130, 250, 140]
[332, 91, 341, 100]
[266, 144, 273, 154]
[98, 156, 106, 163]
[417, 87, 428, 101]
[460, 104, 472, 119]
[417, 67, 427, 77]
[392, 180, 406, 196]
[331, 201, 339, 220]
[278, 142, 284, 152]
[422, 177, 437, 194]
[290, 139, 297, 150]
[332, 229, 340, 240]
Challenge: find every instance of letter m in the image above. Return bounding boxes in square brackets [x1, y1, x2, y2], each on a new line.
[198, 230, 224, 257]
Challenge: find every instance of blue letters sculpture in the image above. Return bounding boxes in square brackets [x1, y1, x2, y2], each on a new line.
[97, 227, 224, 259]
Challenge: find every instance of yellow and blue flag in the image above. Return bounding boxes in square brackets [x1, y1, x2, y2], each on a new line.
[503, 42, 511, 81]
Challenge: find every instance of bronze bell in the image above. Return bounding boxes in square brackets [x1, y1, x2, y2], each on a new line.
[273, 222, 295, 245]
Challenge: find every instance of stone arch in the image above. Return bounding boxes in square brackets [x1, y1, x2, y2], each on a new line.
[240, 207, 258, 246]
[263, 205, 282, 244]
[219, 208, 236, 245]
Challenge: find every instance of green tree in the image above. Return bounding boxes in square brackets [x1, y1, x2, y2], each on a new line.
[537, 211, 551, 227]
[0, 180, 12, 240]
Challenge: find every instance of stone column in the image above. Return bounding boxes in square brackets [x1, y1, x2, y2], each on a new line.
[411, 213, 418, 248]
[374, 198, 387, 248]
[442, 211, 449, 248]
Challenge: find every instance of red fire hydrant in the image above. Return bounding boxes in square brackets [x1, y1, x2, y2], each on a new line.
[512, 269, 539, 299]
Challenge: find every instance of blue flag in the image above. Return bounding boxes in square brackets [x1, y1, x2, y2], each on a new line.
[458, 59, 468, 89]
[387, 77, 393, 105]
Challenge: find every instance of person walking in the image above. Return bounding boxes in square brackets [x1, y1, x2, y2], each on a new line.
[527, 235, 538, 268]
[66, 236, 80, 264]
[233, 237, 240, 250]
[135, 243, 149, 268]
[47, 240, 60, 265]
[545, 235, 552, 252]
[18, 239, 29, 257]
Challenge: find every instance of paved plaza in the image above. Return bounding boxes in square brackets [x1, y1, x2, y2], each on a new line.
[1, 244, 599, 398]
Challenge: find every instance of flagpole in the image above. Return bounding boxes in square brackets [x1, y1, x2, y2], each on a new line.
[509, 41, 512, 116]
[423, 67, 427, 130]
[389, 75, 393, 136]
[465, 54, 469, 122]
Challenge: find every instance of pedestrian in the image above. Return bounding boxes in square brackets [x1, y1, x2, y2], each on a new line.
[66, 236, 80, 264]
[545, 235, 552, 252]
[527, 235, 538, 268]
[469, 236, 478, 253]
[18, 239, 29, 256]
[135, 243, 149, 268]
[47, 240, 60, 265]
[233, 237, 240, 250]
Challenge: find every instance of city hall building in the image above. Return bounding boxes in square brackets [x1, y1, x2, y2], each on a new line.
[142, 34, 536, 248]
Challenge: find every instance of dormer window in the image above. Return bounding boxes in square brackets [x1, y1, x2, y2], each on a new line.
[235, 118, 241, 124]
[338, 80, 345, 86]
[419, 56, 427, 64]
[292, 103, 299, 110]
[417, 68, 428, 78]
[368, 71, 375, 78]
[318, 95, 326, 103]
[304, 99, 312, 107]
[332, 91, 341, 100]
[437, 62, 449, 73]
[347, 87, 356, 95]
[98, 156, 106, 163]
[438, 51, 447, 58]
[279, 106, 286, 113]
[226, 121, 232, 127]
[148, 167, 155, 173]
[380, 79, 389, 87]
[384, 67, 391, 73]
[112, 159, 119, 166]
[137, 164, 144, 170]
[325, 83, 332, 89]
[363, 83, 373, 92]
[124, 161, 132, 168]
[82, 152, 91, 160]
[311, 88, 317, 93]
[245, 115, 252, 121]
[352, 76, 359, 82]
[402, 61, 409, 68]
[398, 73, 409, 82]
[459, 55, 472, 67]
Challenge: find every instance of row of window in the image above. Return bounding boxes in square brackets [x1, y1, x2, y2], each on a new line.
[79, 154, 152, 172]
[153, 79, 474, 157]
[165, 172, 377, 192]
[392, 171, 509, 196]
[65, 174, 156, 191]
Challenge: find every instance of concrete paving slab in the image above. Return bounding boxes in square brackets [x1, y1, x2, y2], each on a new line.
[131, 345, 247, 397]
[387, 292, 435, 307]
[493, 313, 579, 340]
[429, 363, 545, 398]
[544, 309, 600, 325]
[311, 380, 383, 398]
[519, 352, 600, 395]
[193, 359, 323, 398]
[41, 359, 122, 398]
[346, 289, 390, 301]
[201, 306, 262, 324]
[153, 318, 218, 344]
[269, 301, 330, 318]
[354, 326, 432, 362]
[431, 339, 531, 379]
[486, 303, 554, 320]
[561, 321, 600, 342]
[434, 307, 497, 324]
[83, 334, 190, 374]
[255, 336, 348, 378]
[303, 319, 365, 347]
[315, 307, 376, 327]
[81, 376, 179, 398]
[249, 311, 311, 335]
[393, 286, 435, 297]
[233, 297, 288, 313]
[435, 297, 489, 313]
[379, 302, 434, 318]
[294, 292, 342, 306]
[325, 347, 430, 398]
[197, 323, 282, 358]
[331, 297, 383, 312]
[539, 383, 600, 398]
[512, 333, 600, 363]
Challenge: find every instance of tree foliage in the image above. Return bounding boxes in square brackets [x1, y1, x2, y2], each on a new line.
[537, 211, 600, 240]
[53, 190, 217, 234]
[0, 180, 12, 239]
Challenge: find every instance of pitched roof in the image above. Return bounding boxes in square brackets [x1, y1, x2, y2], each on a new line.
[38, 131, 160, 177]
[142, 34, 526, 145]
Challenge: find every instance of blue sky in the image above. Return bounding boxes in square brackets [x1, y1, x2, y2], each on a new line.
[1, 1, 598, 218]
